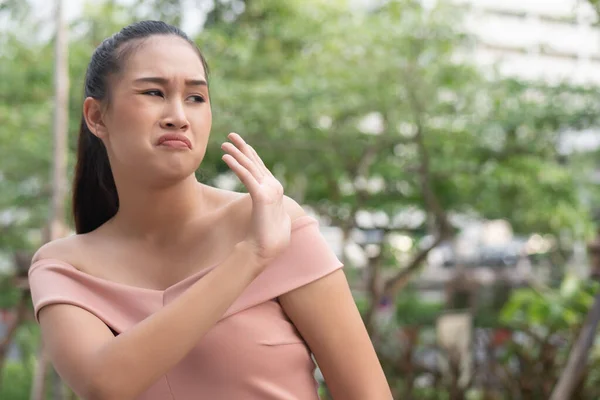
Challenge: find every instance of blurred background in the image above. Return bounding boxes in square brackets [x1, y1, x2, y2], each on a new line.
[2, 0, 600, 399]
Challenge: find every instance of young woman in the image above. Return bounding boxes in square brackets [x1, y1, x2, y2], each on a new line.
[28, 21, 392, 400]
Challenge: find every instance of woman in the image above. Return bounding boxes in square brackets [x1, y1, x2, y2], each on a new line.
[29, 21, 392, 400]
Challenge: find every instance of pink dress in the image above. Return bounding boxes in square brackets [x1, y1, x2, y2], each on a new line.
[29, 216, 343, 400]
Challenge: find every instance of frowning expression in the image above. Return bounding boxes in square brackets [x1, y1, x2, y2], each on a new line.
[97, 34, 212, 184]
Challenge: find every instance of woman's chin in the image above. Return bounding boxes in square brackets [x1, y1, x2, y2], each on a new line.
[152, 162, 199, 184]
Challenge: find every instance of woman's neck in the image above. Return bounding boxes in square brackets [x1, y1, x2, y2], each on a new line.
[109, 174, 205, 243]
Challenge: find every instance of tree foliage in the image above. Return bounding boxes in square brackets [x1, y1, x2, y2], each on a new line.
[2, 0, 600, 396]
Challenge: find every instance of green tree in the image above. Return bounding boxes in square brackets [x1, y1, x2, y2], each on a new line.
[2, 0, 600, 396]
[196, 0, 600, 332]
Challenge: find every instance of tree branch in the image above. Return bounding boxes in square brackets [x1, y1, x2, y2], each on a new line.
[550, 291, 600, 400]
[0, 288, 29, 387]
[402, 65, 452, 237]
[383, 233, 446, 297]
[378, 66, 454, 298]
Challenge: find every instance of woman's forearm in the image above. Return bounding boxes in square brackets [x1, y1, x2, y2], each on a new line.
[85, 241, 262, 400]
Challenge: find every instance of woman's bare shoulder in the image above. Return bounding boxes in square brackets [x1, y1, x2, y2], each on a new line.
[208, 184, 306, 221]
[30, 232, 97, 268]
[204, 185, 247, 205]
[282, 195, 307, 221]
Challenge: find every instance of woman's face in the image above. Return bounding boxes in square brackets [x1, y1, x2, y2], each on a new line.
[99, 35, 212, 185]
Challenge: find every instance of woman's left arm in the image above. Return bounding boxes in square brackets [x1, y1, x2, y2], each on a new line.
[279, 268, 392, 399]
[281, 195, 391, 399]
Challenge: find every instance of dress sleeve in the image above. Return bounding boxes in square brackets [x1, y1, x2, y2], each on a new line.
[29, 260, 96, 322]
[28, 260, 159, 331]
[223, 215, 344, 318]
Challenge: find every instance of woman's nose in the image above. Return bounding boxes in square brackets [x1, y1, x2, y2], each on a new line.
[160, 101, 189, 130]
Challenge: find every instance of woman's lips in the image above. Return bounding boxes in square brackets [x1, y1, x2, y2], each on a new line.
[157, 133, 192, 149]
[160, 140, 190, 149]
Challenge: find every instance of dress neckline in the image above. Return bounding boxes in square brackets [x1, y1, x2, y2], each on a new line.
[29, 257, 220, 295]
[29, 215, 317, 295]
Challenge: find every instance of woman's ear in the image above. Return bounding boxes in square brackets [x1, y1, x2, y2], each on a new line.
[83, 97, 108, 139]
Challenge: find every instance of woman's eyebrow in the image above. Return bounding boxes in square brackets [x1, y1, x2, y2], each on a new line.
[133, 77, 208, 87]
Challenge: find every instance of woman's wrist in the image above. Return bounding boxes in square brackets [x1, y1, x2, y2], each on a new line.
[231, 240, 269, 278]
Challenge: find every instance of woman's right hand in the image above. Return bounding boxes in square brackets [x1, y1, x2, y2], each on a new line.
[221, 132, 291, 266]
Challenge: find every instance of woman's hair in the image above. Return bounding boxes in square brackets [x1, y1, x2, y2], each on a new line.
[72, 20, 209, 234]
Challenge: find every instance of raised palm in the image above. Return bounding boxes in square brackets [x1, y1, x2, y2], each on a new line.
[221, 133, 291, 262]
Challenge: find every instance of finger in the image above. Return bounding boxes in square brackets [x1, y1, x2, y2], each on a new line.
[227, 132, 249, 152]
[221, 154, 260, 195]
[228, 132, 260, 164]
[221, 142, 264, 181]
[228, 132, 246, 146]
[248, 146, 272, 176]
[229, 133, 270, 176]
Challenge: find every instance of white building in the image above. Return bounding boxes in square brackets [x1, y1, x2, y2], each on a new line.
[454, 0, 600, 86]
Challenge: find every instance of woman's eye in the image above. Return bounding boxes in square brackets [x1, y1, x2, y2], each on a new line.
[189, 95, 205, 103]
[144, 90, 164, 97]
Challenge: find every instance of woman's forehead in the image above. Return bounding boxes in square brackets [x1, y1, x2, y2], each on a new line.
[121, 35, 206, 80]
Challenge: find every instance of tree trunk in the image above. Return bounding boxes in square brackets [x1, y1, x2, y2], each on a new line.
[30, 1, 69, 399]
[50, 0, 69, 241]
[0, 251, 32, 381]
[30, 346, 49, 400]
[363, 252, 383, 337]
[549, 292, 600, 400]
[0, 289, 29, 386]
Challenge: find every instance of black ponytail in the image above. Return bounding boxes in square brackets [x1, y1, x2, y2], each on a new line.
[72, 20, 209, 234]
[72, 118, 119, 234]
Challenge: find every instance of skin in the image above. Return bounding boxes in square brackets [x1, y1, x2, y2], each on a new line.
[32, 35, 392, 399]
